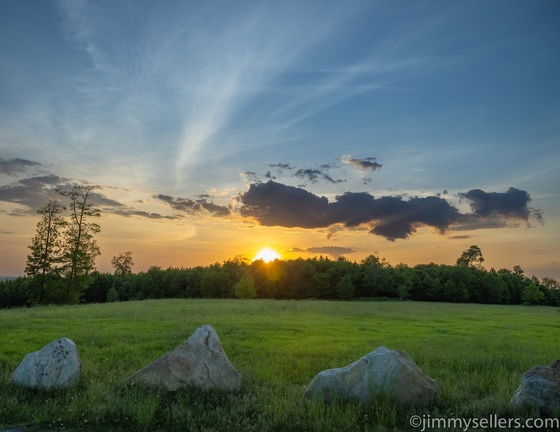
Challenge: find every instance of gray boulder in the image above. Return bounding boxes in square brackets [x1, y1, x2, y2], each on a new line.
[304, 346, 437, 406]
[10, 338, 81, 390]
[128, 324, 241, 391]
[511, 359, 560, 411]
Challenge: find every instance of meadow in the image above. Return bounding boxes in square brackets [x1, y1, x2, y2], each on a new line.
[0, 299, 558, 431]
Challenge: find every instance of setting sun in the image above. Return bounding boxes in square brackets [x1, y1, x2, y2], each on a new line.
[253, 247, 281, 263]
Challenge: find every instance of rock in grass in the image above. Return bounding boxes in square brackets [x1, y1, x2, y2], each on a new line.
[128, 324, 241, 391]
[304, 346, 437, 407]
[511, 359, 560, 411]
[10, 338, 81, 390]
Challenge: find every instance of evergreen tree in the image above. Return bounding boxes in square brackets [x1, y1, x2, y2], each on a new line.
[25, 199, 67, 304]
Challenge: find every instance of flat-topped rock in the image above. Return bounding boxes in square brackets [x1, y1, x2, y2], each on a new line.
[10, 338, 81, 390]
[128, 324, 241, 391]
[304, 346, 437, 406]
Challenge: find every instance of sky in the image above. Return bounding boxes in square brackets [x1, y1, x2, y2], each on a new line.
[1, 0, 559, 279]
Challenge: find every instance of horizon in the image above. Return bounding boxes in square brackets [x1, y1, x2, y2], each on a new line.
[1, 1, 559, 280]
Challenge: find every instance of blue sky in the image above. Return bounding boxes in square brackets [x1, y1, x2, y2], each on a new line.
[1, 0, 559, 278]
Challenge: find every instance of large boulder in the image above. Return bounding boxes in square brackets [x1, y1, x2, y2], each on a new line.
[304, 346, 437, 406]
[128, 324, 241, 391]
[511, 359, 560, 411]
[10, 338, 81, 390]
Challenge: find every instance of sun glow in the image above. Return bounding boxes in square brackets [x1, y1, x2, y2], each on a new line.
[253, 247, 281, 263]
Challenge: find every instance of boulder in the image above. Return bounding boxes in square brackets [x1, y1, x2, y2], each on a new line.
[511, 359, 560, 411]
[304, 346, 437, 406]
[10, 338, 81, 390]
[128, 324, 241, 391]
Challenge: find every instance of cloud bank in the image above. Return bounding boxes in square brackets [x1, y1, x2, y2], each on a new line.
[238, 180, 542, 241]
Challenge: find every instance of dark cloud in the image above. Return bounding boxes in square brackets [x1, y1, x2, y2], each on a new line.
[341, 155, 383, 171]
[459, 188, 542, 223]
[451, 214, 509, 231]
[0, 175, 177, 221]
[155, 194, 231, 217]
[242, 171, 261, 183]
[239, 181, 331, 228]
[239, 181, 459, 240]
[294, 167, 345, 184]
[239, 181, 543, 241]
[0, 175, 71, 214]
[0, 158, 43, 175]
[295, 168, 322, 183]
[269, 163, 294, 170]
[307, 246, 355, 259]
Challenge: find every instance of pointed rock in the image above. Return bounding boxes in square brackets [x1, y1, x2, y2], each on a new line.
[10, 338, 81, 390]
[128, 324, 241, 391]
[304, 346, 437, 406]
[511, 359, 560, 411]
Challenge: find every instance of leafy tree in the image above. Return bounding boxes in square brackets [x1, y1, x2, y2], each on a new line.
[111, 251, 134, 275]
[234, 272, 257, 299]
[200, 264, 233, 298]
[25, 199, 67, 304]
[83, 271, 113, 303]
[393, 263, 413, 301]
[456, 245, 484, 268]
[57, 184, 101, 303]
[336, 274, 355, 300]
[106, 286, 120, 302]
[361, 254, 392, 297]
[521, 283, 544, 305]
[0, 278, 31, 308]
[541, 277, 559, 291]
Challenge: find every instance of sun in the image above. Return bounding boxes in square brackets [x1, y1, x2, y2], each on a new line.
[253, 247, 281, 263]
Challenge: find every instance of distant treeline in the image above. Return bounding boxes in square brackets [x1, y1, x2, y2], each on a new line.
[1, 255, 558, 308]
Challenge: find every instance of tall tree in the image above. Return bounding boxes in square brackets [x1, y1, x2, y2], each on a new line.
[111, 251, 134, 275]
[456, 245, 484, 268]
[25, 199, 67, 303]
[57, 184, 101, 303]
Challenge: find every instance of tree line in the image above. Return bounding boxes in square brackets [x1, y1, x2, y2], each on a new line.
[1, 248, 559, 309]
[0, 189, 558, 308]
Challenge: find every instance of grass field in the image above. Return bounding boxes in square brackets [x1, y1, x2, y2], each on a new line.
[0, 299, 558, 431]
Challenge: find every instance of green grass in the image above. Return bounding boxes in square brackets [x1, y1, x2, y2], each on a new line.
[0, 299, 558, 431]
